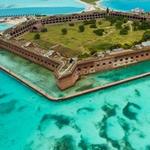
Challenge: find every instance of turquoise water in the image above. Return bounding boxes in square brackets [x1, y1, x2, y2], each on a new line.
[0, 0, 150, 17]
[0, 23, 13, 31]
[0, 7, 84, 17]
[101, 0, 150, 12]
[1, 69, 150, 150]
[0, 0, 85, 17]
[0, 0, 84, 8]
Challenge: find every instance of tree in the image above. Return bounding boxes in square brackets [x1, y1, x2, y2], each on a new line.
[93, 29, 104, 36]
[61, 28, 67, 35]
[34, 33, 40, 40]
[142, 31, 150, 41]
[120, 28, 128, 35]
[98, 21, 102, 25]
[90, 49, 97, 55]
[139, 21, 150, 30]
[123, 18, 128, 23]
[115, 21, 123, 29]
[106, 16, 116, 25]
[90, 24, 97, 28]
[106, 16, 124, 26]
[124, 25, 130, 31]
[69, 23, 74, 26]
[41, 27, 48, 32]
[106, 8, 110, 14]
[109, 43, 122, 50]
[122, 43, 132, 49]
[83, 20, 96, 25]
[132, 20, 142, 31]
[79, 53, 90, 58]
[79, 25, 85, 32]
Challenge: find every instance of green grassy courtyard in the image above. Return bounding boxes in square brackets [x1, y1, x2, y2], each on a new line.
[22, 18, 148, 58]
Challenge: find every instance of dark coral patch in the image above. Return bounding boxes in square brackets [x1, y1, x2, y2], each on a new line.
[119, 118, 130, 131]
[39, 114, 80, 131]
[90, 144, 109, 150]
[24, 141, 33, 150]
[123, 102, 141, 120]
[146, 145, 150, 150]
[0, 100, 17, 114]
[101, 104, 116, 117]
[40, 114, 51, 124]
[134, 89, 141, 97]
[50, 115, 71, 129]
[77, 107, 94, 114]
[17, 105, 27, 112]
[78, 136, 88, 150]
[111, 140, 120, 149]
[54, 135, 76, 150]
[0, 93, 8, 99]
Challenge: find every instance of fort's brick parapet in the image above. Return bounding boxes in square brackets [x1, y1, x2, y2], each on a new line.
[57, 71, 79, 90]
[57, 48, 150, 89]
[5, 10, 150, 38]
[0, 39, 61, 72]
[1, 10, 150, 90]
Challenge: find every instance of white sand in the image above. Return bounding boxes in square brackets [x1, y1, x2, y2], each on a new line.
[1, 17, 27, 26]
[78, 0, 105, 11]
[77, 0, 96, 11]
[1, 0, 105, 27]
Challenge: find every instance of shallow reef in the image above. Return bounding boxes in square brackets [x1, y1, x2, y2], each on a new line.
[54, 135, 76, 150]
[0, 100, 17, 114]
[1, 70, 150, 150]
[77, 107, 95, 114]
[123, 102, 141, 120]
[0, 93, 8, 99]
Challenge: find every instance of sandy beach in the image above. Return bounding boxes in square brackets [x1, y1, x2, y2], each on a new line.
[0, 17, 27, 26]
[0, 0, 104, 28]
[78, 0, 102, 11]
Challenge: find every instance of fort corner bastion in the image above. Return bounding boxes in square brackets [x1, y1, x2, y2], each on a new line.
[0, 10, 150, 90]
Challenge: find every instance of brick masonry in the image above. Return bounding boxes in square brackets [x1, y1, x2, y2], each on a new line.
[1, 10, 150, 90]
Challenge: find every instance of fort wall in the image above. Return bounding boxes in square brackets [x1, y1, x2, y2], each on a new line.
[5, 10, 150, 38]
[0, 39, 60, 73]
[6, 20, 38, 37]
[57, 48, 150, 89]
[1, 10, 150, 90]
[1, 38, 150, 90]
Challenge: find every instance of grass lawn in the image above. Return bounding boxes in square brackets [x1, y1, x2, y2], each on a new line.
[22, 19, 145, 57]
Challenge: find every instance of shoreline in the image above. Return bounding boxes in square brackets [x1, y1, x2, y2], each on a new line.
[78, 0, 97, 11]
[0, 17, 27, 26]
[0, 1, 101, 31]
[0, 0, 102, 25]
[78, 0, 105, 11]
